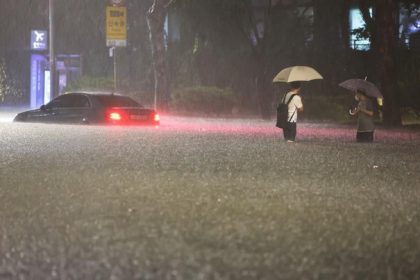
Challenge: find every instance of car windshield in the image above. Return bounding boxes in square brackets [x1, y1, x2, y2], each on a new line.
[96, 95, 141, 108]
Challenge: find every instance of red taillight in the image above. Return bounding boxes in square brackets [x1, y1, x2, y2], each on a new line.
[109, 112, 122, 121]
[154, 113, 160, 122]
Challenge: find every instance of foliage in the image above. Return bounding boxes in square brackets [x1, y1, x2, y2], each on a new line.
[401, 106, 420, 125]
[351, 26, 370, 41]
[0, 60, 23, 105]
[171, 0, 253, 88]
[397, 51, 420, 109]
[63, 76, 114, 92]
[300, 95, 354, 122]
[171, 86, 236, 115]
[53, 0, 155, 82]
[170, 0, 314, 119]
[1, 0, 419, 121]
[63, 75, 155, 107]
[0, 60, 10, 103]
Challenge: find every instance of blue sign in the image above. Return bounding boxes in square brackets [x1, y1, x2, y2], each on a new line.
[31, 30, 48, 51]
[30, 54, 47, 108]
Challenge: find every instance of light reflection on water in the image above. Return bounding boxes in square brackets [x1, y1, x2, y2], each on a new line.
[0, 114, 419, 144]
[0, 113, 15, 123]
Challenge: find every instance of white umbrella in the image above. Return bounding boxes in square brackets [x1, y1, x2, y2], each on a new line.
[273, 66, 323, 83]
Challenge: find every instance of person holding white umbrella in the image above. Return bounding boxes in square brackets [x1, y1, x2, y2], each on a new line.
[280, 82, 304, 142]
[273, 66, 323, 142]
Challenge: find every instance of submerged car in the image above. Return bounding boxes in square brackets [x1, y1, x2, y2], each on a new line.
[14, 92, 160, 125]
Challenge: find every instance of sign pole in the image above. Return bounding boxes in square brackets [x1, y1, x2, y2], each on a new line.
[106, 1, 127, 93]
[49, 0, 55, 98]
[113, 47, 117, 91]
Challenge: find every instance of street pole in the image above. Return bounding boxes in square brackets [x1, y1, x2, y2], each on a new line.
[49, 0, 55, 98]
[113, 47, 117, 92]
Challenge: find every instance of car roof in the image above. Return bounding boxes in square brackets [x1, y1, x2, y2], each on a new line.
[63, 91, 125, 97]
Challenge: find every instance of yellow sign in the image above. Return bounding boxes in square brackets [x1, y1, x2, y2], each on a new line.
[106, 6, 127, 47]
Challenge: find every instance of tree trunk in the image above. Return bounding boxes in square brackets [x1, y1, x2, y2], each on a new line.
[340, 0, 352, 78]
[255, 0, 273, 120]
[358, 0, 401, 125]
[312, 0, 344, 85]
[375, 0, 401, 125]
[147, 0, 173, 110]
[255, 61, 272, 120]
[358, 0, 380, 81]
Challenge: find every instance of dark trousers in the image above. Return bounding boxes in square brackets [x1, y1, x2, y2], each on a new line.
[283, 122, 297, 141]
[357, 131, 374, 143]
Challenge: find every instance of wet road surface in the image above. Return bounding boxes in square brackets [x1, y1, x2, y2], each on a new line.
[1, 115, 420, 279]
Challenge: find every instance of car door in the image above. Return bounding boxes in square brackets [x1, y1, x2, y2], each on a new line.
[36, 94, 90, 123]
[55, 94, 91, 123]
[41, 95, 74, 123]
[27, 95, 71, 123]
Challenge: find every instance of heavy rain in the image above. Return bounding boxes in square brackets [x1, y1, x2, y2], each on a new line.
[1, 0, 420, 279]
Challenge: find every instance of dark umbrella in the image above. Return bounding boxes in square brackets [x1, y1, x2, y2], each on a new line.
[339, 79, 383, 98]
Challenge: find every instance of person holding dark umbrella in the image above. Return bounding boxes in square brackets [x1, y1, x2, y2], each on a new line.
[340, 78, 382, 143]
[349, 90, 375, 142]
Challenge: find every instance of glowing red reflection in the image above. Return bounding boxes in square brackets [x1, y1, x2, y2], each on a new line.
[109, 112, 122, 121]
[154, 113, 160, 122]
